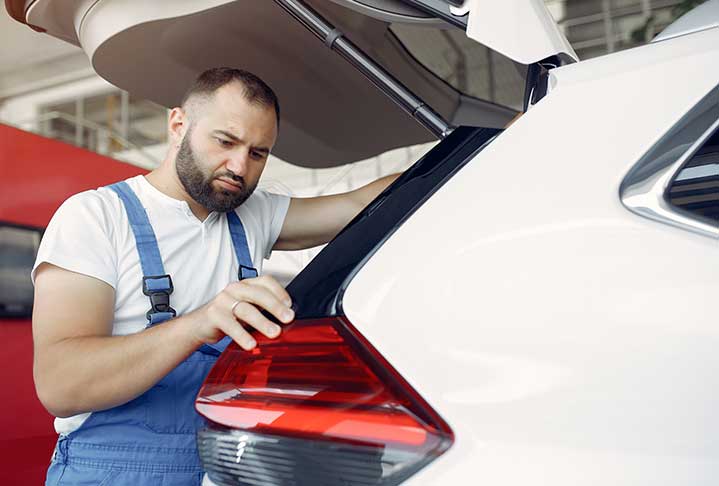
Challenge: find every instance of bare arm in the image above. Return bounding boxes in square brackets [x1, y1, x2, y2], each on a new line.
[33, 263, 294, 418]
[274, 173, 400, 251]
[273, 112, 526, 251]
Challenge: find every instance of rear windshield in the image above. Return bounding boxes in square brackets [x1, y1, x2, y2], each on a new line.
[390, 24, 526, 110]
[668, 126, 719, 223]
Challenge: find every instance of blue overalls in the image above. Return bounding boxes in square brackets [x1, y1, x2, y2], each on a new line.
[46, 181, 258, 486]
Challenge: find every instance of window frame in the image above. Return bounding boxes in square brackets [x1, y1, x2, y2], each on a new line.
[0, 221, 44, 319]
[285, 126, 501, 318]
[620, 84, 719, 239]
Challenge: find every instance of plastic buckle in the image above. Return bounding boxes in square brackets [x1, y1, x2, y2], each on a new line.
[142, 275, 176, 321]
[239, 265, 258, 280]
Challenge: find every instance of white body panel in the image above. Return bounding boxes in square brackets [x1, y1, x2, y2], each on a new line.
[460, 0, 578, 64]
[343, 27, 719, 485]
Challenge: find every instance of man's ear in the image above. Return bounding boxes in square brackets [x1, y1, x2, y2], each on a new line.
[168, 107, 187, 147]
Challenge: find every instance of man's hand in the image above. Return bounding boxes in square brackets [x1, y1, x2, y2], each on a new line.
[187, 275, 294, 350]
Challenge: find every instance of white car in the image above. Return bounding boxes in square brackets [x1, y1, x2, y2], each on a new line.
[12, 0, 719, 485]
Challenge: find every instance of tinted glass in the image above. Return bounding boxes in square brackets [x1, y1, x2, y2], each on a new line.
[667, 126, 719, 224]
[389, 25, 526, 110]
[621, 84, 719, 238]
[0, 224, 42, 318]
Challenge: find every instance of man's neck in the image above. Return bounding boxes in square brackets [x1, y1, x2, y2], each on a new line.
[144, 167, 210, 221]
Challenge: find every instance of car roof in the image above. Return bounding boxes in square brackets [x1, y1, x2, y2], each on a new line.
[653, 0, 719, 43]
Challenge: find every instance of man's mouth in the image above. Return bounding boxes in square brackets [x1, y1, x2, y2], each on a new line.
[215, 177, 243, 192]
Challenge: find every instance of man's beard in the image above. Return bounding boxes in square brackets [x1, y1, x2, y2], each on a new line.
[175, 131, 256, 213]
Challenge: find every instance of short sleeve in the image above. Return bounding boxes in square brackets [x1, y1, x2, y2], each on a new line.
[32, 191, 118, 288]
[238, 190, 290, 260]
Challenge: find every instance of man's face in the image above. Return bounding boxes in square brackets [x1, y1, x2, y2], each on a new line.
[175, 83, 278, 213]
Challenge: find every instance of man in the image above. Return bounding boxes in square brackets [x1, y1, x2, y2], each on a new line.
[32, 67, 398, 485]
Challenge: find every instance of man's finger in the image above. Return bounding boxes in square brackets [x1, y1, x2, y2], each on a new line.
[231, 301, 281, 339]
[245, 275, 293, 308]
[218, 316, 257, 350]
[226, 281, 294, 324]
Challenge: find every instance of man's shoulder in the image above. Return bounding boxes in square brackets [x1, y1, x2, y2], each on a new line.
[242, 188, 290, 210]
[54, 178, 137, 224]
[235, 188, 290, 223]
[33, 179, 136, 288]
[61, 187, 117, 213]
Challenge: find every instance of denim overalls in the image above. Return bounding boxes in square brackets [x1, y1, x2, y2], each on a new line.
[45, 181, 258, 486]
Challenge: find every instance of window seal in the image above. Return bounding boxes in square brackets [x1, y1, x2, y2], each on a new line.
[0, 220, 44, 234]
[286, 126, 501, 319]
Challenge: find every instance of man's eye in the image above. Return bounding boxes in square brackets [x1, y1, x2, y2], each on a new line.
[216, 138, 233, 147]
[250, 151, 264, 159]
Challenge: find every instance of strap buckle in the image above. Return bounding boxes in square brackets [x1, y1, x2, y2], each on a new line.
[142, 275, 176, 321]
[239, 265, 258, 280]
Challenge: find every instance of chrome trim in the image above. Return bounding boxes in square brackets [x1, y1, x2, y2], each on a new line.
[620, 87, 719, 239]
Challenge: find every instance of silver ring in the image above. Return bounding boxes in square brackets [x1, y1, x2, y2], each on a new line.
[230, 300, 240, 314]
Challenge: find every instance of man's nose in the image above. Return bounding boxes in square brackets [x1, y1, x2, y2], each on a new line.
[225, 150, 249, 175]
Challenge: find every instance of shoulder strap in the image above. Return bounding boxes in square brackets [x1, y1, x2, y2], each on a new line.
[107, 181, 176, 326]
[203, 211, 259, 355]
[227, 211, 258, 280]
[107, 184, 258, 353]
[108, 181, 165, 277]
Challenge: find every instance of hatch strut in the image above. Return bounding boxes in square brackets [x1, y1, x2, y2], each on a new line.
[272, 0, 454, 139]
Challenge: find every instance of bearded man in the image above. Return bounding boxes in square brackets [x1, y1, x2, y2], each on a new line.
[31, 67, 398, 486]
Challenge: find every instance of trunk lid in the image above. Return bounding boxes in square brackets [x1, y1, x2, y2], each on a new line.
[10, 0, 576, 166]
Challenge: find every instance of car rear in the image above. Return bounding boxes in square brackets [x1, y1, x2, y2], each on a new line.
[7, 0, 718, 484]
[196, 18, 719, 486]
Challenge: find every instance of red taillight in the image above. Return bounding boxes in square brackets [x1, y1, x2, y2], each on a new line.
[196, 316, 453, 486]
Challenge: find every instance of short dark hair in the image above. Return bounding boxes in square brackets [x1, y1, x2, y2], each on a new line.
[181, 67, 280, 125]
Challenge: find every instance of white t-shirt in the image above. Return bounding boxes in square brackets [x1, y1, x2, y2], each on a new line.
[32, 175, 290, 435]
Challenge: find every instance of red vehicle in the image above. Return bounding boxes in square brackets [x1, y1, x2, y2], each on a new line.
[0, 123, 143, 484]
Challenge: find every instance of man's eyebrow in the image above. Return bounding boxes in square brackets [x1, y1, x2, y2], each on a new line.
[213, 129, 240, 142]
[212, 130, 270, 153]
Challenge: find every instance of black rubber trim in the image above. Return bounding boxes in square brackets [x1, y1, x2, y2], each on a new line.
[0, 220, 44, 233]
[523, 55, 569, 111]
[286, 126, 501, 319]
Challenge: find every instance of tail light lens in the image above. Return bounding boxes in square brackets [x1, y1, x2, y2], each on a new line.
[196, 316, 453, 486]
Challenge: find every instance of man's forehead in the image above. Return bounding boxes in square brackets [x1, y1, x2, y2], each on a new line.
[189, 86, 277, 143]
[208, 91, 252, 120]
